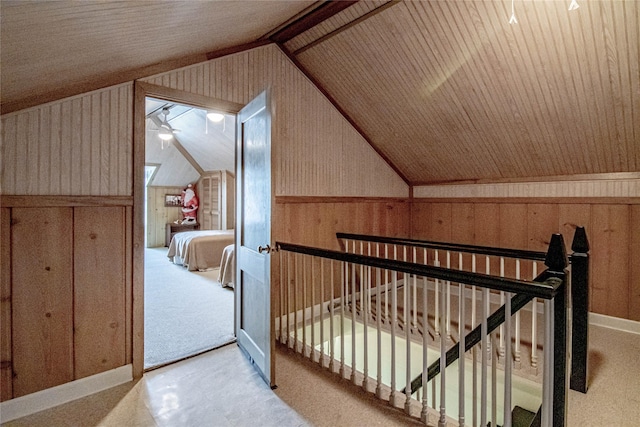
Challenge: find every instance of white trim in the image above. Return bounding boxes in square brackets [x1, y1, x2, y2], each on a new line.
[413, 175, 640, 198]
[589, 313, 640, 335]
[0, 364, 133, 423]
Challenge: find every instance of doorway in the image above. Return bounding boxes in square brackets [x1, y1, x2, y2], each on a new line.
[139, 88, 241, 370]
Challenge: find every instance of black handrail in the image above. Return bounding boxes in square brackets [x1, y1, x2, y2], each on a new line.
[276, 242, 562, 300]
[278, 234, 570, 427]
[337, 232, 547, 262]
[403, 270, 562, 395]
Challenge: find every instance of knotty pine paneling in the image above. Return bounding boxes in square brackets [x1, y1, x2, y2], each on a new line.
[411, 200, 637, 320]
[273, 197, 411, 316]
[11, 208, 74, 397]
[73, 207, 126, 379]
[0, 208, 11, 400]
[146, 186, 184, 248]
[630, 206, 640, 322]
[0, 84, 133, 196]
[142, 44, 408, 198]
[274, 198, 411, 251]
[590, 205, 630, 319]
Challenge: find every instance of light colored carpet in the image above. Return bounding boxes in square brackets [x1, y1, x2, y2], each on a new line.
[144, 247, 235, 369]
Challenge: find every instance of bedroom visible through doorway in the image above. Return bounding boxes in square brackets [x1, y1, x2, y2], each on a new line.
[143, 97, 237, 370]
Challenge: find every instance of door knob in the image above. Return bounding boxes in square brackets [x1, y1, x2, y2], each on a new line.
[258, 244, 271, 254]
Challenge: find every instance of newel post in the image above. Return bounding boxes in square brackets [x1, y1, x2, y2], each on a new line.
[570, 226, 590, 394]
[545, 233, 568, 427]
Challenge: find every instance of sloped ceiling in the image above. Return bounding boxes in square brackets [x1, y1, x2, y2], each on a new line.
[2, 0, 638, 185]
[145, 99, 236, 187]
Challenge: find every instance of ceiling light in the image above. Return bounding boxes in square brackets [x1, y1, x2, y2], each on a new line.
[207, 112, 225, 122]
[158, 129, 173, 140]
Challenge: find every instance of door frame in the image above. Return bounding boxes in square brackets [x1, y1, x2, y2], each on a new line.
[132, 81, 243, 377]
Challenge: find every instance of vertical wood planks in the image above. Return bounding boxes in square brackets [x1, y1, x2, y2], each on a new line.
[630, 206, 640, 321]
[526, 204, 560, 252]
[590, 205, 630, 318]
[0, 208, 12, 400]
[412, 199, 637, 320]
[11, 207, 74, 397]
[73, 207, 126, 379]
[0, 84, 133, 196]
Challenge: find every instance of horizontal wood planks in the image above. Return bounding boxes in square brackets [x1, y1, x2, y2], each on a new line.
[412, 199, 639, 321]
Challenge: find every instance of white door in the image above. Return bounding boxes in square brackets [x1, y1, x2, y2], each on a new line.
[235, 91, 274, 387]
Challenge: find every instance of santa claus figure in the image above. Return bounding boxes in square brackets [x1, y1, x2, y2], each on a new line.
[181, 183, 199, 224]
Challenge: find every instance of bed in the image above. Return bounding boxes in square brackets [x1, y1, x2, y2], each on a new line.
[167, 229, 234, 271]
[217, 244, 235, 288]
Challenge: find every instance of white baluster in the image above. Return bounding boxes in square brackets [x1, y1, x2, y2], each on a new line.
[504, 291, 513, 427]
[340, 260, 346, 377]
[446, 251, 451, 341]
[351, 259, 357, 384]
[541, 298, 555, 427]
[390, 269, 398, 405]
[492, 330, 498, 427]
[376, 258, 383, 398]
[384, 244, 389, 323]
[434, 250, 440, 336]
[421, 274, 429, 425]
[405, 271, 412, 414]
[319, 258, 325, 367]
[413, 247, 418, 330]
[485, 256, 492, 360]
[363, 254, 369, 391]
[294, 253, 299, 352]
[458, 282, 465, 427]
[481, 287, 488, 427]
[499, 257, 505, 359]
[285, 252, 291, 347]
[302, 255, 307, 357]
[329, 259, 335, 373]
[439, 274, 447, 427]
[310, 256, 315, 361]
[531, 262, 538, 369]
[514, 260, 521, 366]
[471, 254, 478, 427]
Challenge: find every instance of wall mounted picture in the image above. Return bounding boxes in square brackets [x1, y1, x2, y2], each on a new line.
[164, 194, 183, 207]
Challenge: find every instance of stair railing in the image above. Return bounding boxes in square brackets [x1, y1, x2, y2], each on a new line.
[276, 234, 569, 426]
[337, 227, 589, 395]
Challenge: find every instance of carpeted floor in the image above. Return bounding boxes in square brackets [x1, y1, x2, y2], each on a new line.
[144, 247, 235, 369]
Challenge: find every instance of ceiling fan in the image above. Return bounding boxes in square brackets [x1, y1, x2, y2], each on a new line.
[156, 107, 180, 141]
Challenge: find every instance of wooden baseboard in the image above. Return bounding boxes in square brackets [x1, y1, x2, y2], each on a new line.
[0, 364, 133, 423]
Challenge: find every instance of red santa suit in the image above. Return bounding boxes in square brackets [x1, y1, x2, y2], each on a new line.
[181, 184, 199, 224]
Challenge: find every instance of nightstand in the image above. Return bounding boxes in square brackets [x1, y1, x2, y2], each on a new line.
[166, 222, 200, 247]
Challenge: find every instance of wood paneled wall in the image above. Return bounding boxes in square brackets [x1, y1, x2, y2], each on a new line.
[146, 186, 184, 248]
[411, 199, 640, 321]
[0, 203, 130, 400]
[274, 197, 411, 250]
[0, 84, 133, 196]
[142, 44, 408, 198]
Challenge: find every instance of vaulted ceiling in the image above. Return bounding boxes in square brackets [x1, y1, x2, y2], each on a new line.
[1, 0, 638, 185]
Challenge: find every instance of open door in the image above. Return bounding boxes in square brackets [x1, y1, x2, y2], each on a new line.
[235, 91, 274, 387]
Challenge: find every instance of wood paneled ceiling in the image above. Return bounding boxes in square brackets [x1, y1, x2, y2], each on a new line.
[2, 0, 638, 185]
